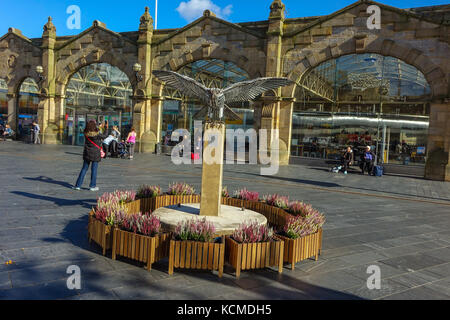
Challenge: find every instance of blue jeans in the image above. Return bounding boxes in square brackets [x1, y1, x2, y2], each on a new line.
[75, 160, 98, 188]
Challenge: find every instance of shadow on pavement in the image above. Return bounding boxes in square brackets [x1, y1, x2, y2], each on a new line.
[10, 191, 96, 209]
[24, 176, 74, 189]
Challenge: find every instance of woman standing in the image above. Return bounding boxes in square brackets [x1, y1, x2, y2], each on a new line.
[73, 120, 107, 191]
[126, 128, 137, 160]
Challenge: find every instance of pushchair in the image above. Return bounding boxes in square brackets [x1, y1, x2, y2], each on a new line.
[118, 141, 129, 159]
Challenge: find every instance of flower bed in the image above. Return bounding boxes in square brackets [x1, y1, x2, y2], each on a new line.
[168, 218, 224, 277]
[87, 185, 325, 274]
[277, 230, 321, 270]
[225, 222, 284, 278]
[277, 211, 326, 269]
[112, 229, 170, 270]
[168, 238, 225, 277]
[88, 211, 113, 256]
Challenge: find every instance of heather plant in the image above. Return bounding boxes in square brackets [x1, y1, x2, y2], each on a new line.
[264, 194, 289, 209]
[117, 213, 161, 237]
[222, 186, 230, 198]
[283, 211, 325, 239]
[168, 182, 196, 196]
[94, 201, 126, 226]
[174, 218, 216, 243]
[288, 201, 316, 217]
[112, 190, 136, 204]
[233, 188, 259, 202]
[136, 185, 162, 199]
[232, 221, 274, 243]
[97, 190, 136, 206]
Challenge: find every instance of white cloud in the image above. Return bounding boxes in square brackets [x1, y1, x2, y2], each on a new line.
[176, 0, 233, 22]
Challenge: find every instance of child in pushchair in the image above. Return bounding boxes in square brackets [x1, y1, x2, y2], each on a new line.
[118, 140, 129, 159]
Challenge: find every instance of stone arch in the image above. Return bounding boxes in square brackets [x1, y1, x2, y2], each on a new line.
[284, 38, 448, 100]
[153, 42, 262, 80]
[56, 52, 136, 97]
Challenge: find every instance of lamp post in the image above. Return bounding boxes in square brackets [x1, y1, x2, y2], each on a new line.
[36, 65, 46, 84]
[133, 63, 143, 82]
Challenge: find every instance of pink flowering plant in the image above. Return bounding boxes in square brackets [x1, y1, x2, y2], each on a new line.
[116, 212, 161, 237]
[174, 218, 216, 242]
[168, 182, 196, 196]
[264, 194, 289, 209]
[231, 221, 274, 243]
[97, 190, 136, 206]
[95, 194, 129, 226]
[288, 201, 316, 217]
[282, 211, 325, 239]
[136, 185, 162, 199]
[233, 188, 259, 202]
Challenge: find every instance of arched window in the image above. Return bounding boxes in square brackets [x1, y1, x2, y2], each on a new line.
[291, 54, 431, 166]
[161, 59, 252, 142]
[0, 78, 7, 123]
[17, 77, 39, 138]
[64, 63, 132, 145]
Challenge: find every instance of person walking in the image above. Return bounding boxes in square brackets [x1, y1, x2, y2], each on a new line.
[32, 122, 40, 144]
[73, 120, 107, 191]
[341, 146, 354, 175]
[126, 128, 136, 160]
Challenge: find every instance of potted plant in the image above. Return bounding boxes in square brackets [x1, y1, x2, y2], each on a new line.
[162, 182, 199, 208]
[111, 212, 170, 271]
[168, 218, 224, 277]
[136, 185, 163, 212]
[88, 191, 134, 255]
[225, 221, 284, 278]
[277, 203, 326, 270]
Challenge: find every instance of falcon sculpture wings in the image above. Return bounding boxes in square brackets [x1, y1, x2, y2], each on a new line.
[153, 70, 293, 123]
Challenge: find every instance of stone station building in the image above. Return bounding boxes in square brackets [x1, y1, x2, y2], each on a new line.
[0, 0, 449, 180]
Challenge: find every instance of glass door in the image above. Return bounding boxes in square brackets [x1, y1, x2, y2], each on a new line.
[65, 107, 75, 145]
[75, 114, 86, 146]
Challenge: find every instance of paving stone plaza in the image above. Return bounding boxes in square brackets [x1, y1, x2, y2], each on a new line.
[0, 141, 449, 300]
[0, 0, 450, 302]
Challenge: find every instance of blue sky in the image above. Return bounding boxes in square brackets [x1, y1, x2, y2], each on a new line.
[1, 0, 448, 38]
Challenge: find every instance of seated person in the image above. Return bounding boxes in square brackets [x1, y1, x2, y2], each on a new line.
[2, 124, 14, 141]
[360, 146, 375, 175]
[341, 146, 354, 174]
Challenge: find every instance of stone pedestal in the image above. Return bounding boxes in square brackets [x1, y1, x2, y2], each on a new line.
[200, 122, 225, 217]
[153, 204, 267, 236]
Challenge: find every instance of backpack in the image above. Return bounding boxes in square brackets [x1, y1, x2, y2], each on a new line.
[373, 165, 383, 177]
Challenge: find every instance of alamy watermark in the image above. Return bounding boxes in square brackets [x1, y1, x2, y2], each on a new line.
[66, 5, 81, 30]
[170, 121, 280, 176]
[366, 265, 381, 290]
[367, 5, 381, 30]
[66, 265, 81, 290]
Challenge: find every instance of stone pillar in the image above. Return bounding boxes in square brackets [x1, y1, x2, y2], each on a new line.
[39, 17, 58, 144]
[134, 7, 156, 153]
[200, 123, 225, 217]
[6, 93, 16, 131]
[279, 99, 294, 165]
[260, 1, 288, 165]
[425, 101, 450, 181]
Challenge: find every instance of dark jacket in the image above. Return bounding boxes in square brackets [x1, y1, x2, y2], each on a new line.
[343, 151, 354, 163]
[83, 131, 108, 162]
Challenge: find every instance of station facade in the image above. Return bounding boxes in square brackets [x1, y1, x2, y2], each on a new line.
[0, 0, 449, 180]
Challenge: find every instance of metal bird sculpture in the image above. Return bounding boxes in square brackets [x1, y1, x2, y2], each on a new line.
[153, 70, 293, 123]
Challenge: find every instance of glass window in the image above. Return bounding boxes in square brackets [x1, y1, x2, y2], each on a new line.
[0, 78, 7, 123]
[292, 54, 431, 166]
[65, 63, 132, 144]
[161, 59, 251, 143]
[17, 78, 39, 137]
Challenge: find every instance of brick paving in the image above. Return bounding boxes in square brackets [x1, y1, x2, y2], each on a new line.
[0, 141, 449, 300]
